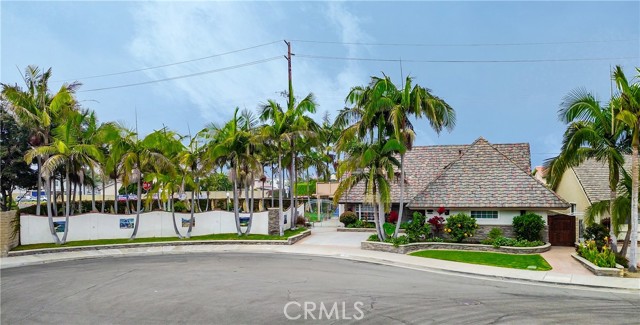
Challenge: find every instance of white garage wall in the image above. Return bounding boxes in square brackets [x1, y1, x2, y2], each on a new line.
[20, 204, 305, 245]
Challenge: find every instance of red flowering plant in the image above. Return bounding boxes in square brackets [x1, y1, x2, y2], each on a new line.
[426, 206, 447, 237]
[388, 210, 399, 224]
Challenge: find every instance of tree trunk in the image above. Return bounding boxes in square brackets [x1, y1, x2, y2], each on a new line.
[170, 190, 183, 238]
[113, 178, 118, 214]
[246, 181, 255, 235]
[394, 154, 405, 238]
[290, 145, 297, 230]
[372, 200, 382, 241]
[206, 191, 210, 211]
[608, 188, 619, 253]
[52, 177, 58, 216]
[45, 175, 61, 244]
[79, 183, 83, 214]
[61, 166, 71, 244]
[36, 156, 42, 216]
[91, 169, 97, 212]
[59, 174, 65, 216]
[71, 182, 77, 216]
[271, 163, 275, 208]
[187, 186, 195, 238]
[628, 143, 638, 272]
[378, 193, 387, 241]
[233, 166, 242, 236]
[130, 169, 143, 240]
[278, 153, 284, 236]
[243, 178, 250, 235]
[101, 176, 106, 213]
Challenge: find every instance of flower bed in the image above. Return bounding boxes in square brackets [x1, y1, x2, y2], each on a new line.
[361, 240, 551, 255]
[571, 254, 623, 277]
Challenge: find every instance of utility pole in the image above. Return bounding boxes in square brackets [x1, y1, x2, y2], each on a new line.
[284, 40, 294, 107]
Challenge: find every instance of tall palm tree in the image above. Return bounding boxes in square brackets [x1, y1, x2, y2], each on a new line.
[25, 111, 102, 244]
[2, 66, 80, 216]
[179, 129, 209, 238]
[545, 88, 629, 253]
[612, 66, 640, 272]
[121, 130, 172, 240]
[209, 108, 260, 235]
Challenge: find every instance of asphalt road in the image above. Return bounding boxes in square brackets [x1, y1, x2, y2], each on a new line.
[1, 253, 638, 324]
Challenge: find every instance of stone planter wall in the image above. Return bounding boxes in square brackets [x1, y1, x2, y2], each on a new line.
[1, 210, 19, 257]
[571, 254, 623, 277]
[337, 228, 405, 233]
[361, 241, 551, 255]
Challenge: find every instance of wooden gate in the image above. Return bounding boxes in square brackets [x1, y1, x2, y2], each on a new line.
[548, 214, 576, 246]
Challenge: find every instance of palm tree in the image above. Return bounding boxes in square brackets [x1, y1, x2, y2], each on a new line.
[334, 138, 403, 241]
[179, 129, 209, 238]
[25, 111, 102, 244]
[120, 129, 172, 240]
[2, 66, 80, 216]
[586, 169, 638, 257]
[545, 88, 629, 253]
[209, 108, 260, 235]
[612, 66, 640, 272]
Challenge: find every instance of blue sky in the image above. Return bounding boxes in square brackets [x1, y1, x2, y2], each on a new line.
[2, 1, 639, 168]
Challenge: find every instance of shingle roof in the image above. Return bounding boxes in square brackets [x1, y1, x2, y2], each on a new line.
[405, 137, 569, 209]
[340, 138, 532, 204]
[571, 157, 633, 204]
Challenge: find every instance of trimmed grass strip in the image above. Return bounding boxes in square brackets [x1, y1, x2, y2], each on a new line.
[409, 250, 552, 271]
[12, 227, 308, 251]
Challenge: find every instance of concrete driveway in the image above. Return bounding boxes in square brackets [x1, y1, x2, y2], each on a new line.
[298, 218, 370, 247]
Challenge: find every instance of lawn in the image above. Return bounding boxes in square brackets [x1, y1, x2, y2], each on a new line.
[409, 250, 552, 271]
[12, 227, 308, 251]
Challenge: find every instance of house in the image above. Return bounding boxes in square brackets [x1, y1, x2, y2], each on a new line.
[552, 157, 636, 242]
[339, 137, 570, 243]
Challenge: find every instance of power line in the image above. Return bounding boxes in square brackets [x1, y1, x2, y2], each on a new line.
[291, 38, 638, 47]
[295, 54, 640, 63]
[79, 56, 282, 92]
[55, 40, 283, 83]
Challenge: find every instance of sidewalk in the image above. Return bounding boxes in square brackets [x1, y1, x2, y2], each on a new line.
[2, 228, 638, 291]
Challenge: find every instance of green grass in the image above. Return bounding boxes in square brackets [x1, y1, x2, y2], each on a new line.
[409, 250, 552, 271]
[12, 227, 308, 251]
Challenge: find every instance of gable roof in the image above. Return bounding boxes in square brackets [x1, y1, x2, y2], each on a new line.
[571, 157, 633, 204]
[406, 137, 569, 209]
[340, 138, 531, 204]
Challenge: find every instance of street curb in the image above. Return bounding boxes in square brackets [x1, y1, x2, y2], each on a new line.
[7, 230, 312, 257]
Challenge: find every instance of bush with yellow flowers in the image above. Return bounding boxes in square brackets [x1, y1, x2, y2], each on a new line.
[444, 213, 478, 243]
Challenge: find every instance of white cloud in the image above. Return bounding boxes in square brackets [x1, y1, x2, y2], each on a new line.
[127, 1, 373, 126]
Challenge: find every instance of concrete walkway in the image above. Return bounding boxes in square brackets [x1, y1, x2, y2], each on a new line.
[2, 223, 638, 291]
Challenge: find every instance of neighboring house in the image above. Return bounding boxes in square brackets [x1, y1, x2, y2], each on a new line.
[339, 137, 570, 244]
[552, 157, 636, 242]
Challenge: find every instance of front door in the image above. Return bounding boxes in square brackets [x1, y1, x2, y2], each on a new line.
[548, 214, 576, 246]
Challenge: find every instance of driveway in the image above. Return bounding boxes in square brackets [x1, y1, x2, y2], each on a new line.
[298, 218, 370, 247]
[540, 246, 593, 276]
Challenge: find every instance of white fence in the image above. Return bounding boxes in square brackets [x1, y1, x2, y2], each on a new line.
[20, 205, 303, 245]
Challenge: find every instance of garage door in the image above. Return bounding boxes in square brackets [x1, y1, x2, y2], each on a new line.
[548, 214, 576, 246]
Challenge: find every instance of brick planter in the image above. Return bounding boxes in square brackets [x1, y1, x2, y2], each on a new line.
[361, 241, 551, 255]
[571, 254, 624, 277]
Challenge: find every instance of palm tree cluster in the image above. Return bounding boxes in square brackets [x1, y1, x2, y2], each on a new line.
[546, 66, 640, 272]
[2, 65, 341, 243]
[333, 74, 455, 241]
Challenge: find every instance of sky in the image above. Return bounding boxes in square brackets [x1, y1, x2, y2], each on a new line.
[1, 1, 639, 168]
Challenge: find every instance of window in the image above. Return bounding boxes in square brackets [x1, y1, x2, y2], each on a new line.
[570, 203, 576, 216]
[471, 211, 498, 219]
[358, 204, 375, 222]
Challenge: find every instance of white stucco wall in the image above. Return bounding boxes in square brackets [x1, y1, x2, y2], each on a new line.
[20, 204, 304, 245]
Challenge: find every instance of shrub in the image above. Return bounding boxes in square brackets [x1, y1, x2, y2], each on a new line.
[490, 236, 544, 248]
[339, 211, 358, 227]
[405, 212, 429, 243]
[367, 234, 379, 242]
[488, 227, 503, 240]
[384, 235, 409, 247]
[173, 201, 188, 213]
[444, 213, 477, 243]
[296, 216, 306, 226]
[584, 223, 609, 250]
[425, 237, 444, 242]
[399, 222, 409, 229]
[388, 210, 399, 224]
[512, 213, 545, 241]
[427, 215, 445, 237]
[383, 222, 396, 236]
